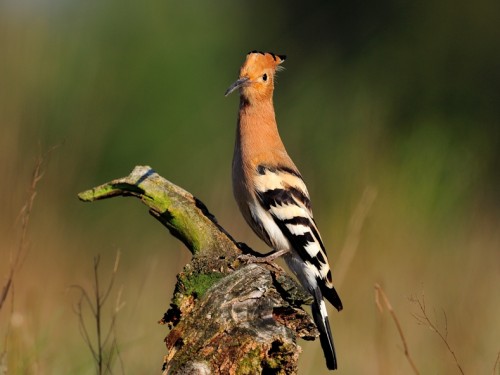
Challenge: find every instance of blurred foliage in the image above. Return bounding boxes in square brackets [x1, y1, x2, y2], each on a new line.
[0, 0, 499, 374]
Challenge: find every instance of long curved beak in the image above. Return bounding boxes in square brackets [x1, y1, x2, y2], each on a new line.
[224, 77, 249, 97]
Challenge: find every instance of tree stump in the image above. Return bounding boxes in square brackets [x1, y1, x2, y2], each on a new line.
[78, 166, 319, 374]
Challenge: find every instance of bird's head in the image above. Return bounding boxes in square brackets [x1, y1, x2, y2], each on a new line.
[225, 51, 286, 102]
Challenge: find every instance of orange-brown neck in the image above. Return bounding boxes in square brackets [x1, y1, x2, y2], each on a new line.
[234, 94, 294, 171]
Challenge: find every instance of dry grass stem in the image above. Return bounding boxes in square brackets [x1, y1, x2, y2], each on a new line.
[71, 251, 124, 375]
[335, 186, 377, 288]
[0, 145, 58, 311]
[493, 351, 500, 375]
[375, 283, 420, 375]
[1, 145, 58, 372]
[411, 294, 465, 375]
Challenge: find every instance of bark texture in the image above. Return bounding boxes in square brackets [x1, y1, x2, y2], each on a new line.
[79, 166, 318, 374]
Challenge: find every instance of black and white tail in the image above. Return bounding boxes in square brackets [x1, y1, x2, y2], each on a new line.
[311, 288, 338, 370]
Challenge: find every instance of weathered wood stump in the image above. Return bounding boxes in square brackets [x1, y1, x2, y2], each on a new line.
[79, 166, 319, 375]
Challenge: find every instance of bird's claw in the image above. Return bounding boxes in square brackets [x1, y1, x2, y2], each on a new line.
[237, 249, 289, 264]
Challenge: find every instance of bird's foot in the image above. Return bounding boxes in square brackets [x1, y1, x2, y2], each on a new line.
[238, 248, 289, 264]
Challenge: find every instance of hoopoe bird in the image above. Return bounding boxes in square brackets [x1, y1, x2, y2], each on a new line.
[225, 51, 343, 370]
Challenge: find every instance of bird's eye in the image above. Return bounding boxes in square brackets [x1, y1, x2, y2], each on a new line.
[262, 73, 268, 81]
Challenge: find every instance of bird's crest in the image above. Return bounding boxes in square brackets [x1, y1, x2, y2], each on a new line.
[242, 51, 286, 75]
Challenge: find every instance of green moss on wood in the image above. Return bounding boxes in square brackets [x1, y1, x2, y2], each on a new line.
[180, 272, 225, 299]
[237, 347, 263, 375]
[261, 341, 296, 374]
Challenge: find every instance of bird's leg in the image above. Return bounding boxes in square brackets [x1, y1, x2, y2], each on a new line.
[238, 248, 290, 263]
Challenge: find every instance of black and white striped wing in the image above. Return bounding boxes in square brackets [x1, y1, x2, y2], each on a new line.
[253, 165, 342, 311]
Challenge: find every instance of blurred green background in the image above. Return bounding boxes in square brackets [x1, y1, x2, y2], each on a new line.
[1, 0, 499, 373]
